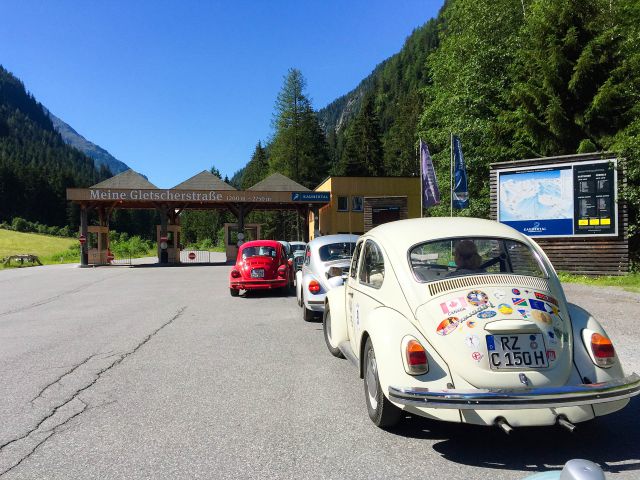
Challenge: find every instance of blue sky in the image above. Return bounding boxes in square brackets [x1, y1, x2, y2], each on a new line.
[0, 1, 443, 188]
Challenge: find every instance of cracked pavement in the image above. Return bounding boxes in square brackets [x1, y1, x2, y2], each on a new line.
[0, 259, 638, 479]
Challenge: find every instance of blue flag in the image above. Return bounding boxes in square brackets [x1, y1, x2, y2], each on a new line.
[420, 140, 440, 208]
[452, 135, 469, 209]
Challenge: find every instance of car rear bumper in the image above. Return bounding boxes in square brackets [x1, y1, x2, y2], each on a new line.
[230, 279, 288, 290]
[388, 372, 640, 410]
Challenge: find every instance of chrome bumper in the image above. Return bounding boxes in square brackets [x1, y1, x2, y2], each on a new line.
[388, 373, 640, 410]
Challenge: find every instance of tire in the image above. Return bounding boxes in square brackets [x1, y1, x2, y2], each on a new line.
[302, 293, 315, 322]
[323, 308, 344, 358]
[296, 274, 303, 306]
[230, 288, 239, 297]
[363, 338, 402, 429]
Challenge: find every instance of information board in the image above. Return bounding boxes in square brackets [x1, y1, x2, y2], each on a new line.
[497, 159, 617, 238]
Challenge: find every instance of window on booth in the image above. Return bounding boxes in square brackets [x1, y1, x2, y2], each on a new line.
[352, 196, 363, 212]
[337, 196, 348, 211]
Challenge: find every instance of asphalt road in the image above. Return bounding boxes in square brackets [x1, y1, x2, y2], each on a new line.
[0, 260, 638, 479]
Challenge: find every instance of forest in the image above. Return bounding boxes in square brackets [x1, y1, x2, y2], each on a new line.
[1, 0, 638, 262]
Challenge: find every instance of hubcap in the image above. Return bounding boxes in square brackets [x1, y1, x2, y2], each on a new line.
[366, 348, 379, 410]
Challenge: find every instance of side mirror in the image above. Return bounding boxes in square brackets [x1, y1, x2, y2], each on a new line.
[288, 258, 293, 267]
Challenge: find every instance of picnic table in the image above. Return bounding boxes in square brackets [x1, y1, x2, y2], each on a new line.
[2, 254, 42, 266]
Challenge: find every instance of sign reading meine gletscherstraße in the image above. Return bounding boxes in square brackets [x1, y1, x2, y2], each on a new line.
[66, 188, 332, 205]
[497, 159, 617, 238]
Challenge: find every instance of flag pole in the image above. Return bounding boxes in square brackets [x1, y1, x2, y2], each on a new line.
[418, 140, 423, 218]
[450, 133, 454, 217]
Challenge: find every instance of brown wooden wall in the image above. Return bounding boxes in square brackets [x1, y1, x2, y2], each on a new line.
[490, 153, 628, 276]
[363, 196, 408, 233]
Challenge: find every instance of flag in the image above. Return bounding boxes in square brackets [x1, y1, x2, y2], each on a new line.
[452, 135, 469, 209]
[420, 139, 440, 208]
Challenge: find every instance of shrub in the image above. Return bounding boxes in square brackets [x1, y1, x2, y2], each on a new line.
[11, 217, 28, 232]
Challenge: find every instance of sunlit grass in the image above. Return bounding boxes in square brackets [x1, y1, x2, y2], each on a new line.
[0, 229, 78, 267]
[558, 271, 640, 293]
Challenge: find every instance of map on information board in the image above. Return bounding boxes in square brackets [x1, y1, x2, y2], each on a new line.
[499, 167, 574, 236]
[497, 160, 617, 237]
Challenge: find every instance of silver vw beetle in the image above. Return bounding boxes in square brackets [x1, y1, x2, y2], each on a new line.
[296, 234, 358, 321]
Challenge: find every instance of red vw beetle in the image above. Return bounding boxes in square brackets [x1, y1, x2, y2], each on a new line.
[229, 240, 293, 296]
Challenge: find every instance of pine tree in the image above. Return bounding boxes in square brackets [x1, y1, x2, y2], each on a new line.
[338, 92, 384, 176]
[269, 68, 330, 188]
[241, 141, 269, 189]
[210, 165, 222, 178]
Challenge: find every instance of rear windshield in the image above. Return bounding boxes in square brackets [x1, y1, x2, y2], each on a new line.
[290, 244, 306, 253]
[318, 242, 356, 262]
[242, 246, 277, 259]
[409, 237, 547, 283]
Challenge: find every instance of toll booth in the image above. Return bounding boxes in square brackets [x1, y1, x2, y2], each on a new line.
[157, 225, 182, 264]
[87, 226, 110, 265]
[224, 223, 261, 262]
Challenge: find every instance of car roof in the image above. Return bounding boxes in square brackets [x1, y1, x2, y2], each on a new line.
[308, 234, 359, 249]
[240, 240, 281, 250]
[365, 217, 530, 249]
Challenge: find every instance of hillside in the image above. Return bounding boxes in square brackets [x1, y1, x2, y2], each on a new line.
[0, 229, 75, 261]
[316, 16, 442, 175]
[0, 65, 110, 227]
[47, 110, 129, 174]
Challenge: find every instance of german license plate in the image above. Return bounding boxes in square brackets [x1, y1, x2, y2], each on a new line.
[486, 334, 548, 370]
[251, 269, 264, 278]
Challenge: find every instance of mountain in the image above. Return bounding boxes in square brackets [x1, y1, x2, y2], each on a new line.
[47, 110, 129, 174]
[316, 15, 442, 175]
[0, 65, 110, 227]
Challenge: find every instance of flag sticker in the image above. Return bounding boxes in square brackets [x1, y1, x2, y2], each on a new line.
[440, 297, 468, 314]
[512, 298, 528, 307]
[529, 299, 547, 311]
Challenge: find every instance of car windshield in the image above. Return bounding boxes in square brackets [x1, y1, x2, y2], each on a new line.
[242, 246, 277, 259]
[318, 242, 356, 261]
[409, 237, 547, 282]
[290, 244, 306, 253]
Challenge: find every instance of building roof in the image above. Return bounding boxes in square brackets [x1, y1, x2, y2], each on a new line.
[91, 169, 157, 189]
[248, 172, 309, 191]
[172, 170, 236, 190]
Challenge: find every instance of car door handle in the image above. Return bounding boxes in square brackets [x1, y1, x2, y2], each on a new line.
[347, 292, 354, 297]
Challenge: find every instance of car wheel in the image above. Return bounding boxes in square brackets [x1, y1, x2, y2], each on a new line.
[363, 338, 401, 429]
[230, 288, 239, 297]
[296, 275, 303, 306]
[323, 308, 344, 358]
[302, 293, 315, 322]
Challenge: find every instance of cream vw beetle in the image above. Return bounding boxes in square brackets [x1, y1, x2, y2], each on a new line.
[323, 218, 640, 430]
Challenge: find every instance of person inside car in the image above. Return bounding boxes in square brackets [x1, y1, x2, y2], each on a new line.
[447, 240, 485, 276]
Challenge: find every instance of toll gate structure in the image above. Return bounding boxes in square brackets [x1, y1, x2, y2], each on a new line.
[67, 169, 330, 266]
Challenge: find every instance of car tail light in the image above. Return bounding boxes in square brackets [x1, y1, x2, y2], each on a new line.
[231, 270, 241, 278]
[277, 265, 287, 278]
[590, 333, 615, 367]
[402, 337, 428, 375]
[308, 280, 320, 294]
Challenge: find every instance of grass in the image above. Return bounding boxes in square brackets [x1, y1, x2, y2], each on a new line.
[558, 271, 640, 293]
[0, 229, 78, 266]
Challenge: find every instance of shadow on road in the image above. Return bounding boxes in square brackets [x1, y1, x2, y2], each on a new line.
[390, 397, 640, 475]
[132, 262, 231, 268]
[240, 288, 296, 299]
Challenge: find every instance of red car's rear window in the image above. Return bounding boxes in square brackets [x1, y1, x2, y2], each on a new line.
[241, 246, 277, 259]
